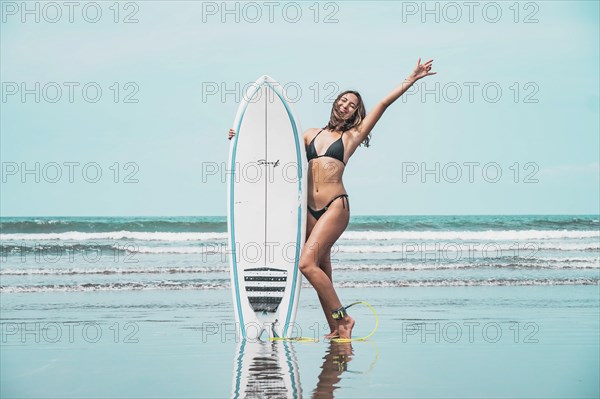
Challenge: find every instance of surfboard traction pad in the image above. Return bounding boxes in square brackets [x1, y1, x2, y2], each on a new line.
[244, 267, 288, 313]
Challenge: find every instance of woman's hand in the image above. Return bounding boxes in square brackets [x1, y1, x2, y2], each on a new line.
[228, 128, 235, 140]
[407, 57, 436, 82]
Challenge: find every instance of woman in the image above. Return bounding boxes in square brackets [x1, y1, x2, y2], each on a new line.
[229, 58, 436, 339]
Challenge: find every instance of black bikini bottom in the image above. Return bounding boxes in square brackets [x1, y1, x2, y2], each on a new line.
[308, 194, 349, 220]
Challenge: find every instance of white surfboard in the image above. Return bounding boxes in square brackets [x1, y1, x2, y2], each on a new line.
[227, 75, 306, 340]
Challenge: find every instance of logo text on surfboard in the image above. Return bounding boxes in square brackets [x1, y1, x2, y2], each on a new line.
[258, 159, 280, 167]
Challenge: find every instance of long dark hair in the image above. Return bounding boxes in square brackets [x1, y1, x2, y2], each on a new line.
[324, 90, 370, 147]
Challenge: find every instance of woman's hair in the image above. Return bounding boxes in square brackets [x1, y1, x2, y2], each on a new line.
[324, 90, 371, 147]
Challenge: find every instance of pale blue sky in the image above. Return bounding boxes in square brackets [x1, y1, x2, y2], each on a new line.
[1, 0, 598, 216]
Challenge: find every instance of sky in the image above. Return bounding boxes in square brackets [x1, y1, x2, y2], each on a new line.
[1, 0, 599, 216]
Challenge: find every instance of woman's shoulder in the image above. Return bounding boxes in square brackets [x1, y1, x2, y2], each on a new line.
[303, 127, 322, 146]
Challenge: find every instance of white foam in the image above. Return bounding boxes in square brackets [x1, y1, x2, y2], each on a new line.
[341, 230, 600, 241]
[2, 229, 598, 242]
[333, 279, 600, 288]
[2, 278, 597, 293]
[339, 242, 599, 253]
[0, 231, 226, 242]
[2, 258, 598, 276]
[0, 266, 229, 275]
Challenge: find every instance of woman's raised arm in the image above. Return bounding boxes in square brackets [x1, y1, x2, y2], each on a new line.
[356, 58, 436, 141]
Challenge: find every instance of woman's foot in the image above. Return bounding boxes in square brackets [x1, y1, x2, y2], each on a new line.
[324, 330, 339, 339]
[336, 316, 355, 340]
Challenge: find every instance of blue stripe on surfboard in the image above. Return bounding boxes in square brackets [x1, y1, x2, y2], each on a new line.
[230, 79, 265, 340]
[232, 340, 246, 398]
[283, 341, 300, 399]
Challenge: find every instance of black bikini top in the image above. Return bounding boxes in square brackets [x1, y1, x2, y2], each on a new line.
[306, 129, 346, 166]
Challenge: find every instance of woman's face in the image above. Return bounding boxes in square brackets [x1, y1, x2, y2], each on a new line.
[336, 93, 359, 119]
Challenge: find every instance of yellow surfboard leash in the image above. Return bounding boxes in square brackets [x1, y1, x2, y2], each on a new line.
[269, 301, 379, 343]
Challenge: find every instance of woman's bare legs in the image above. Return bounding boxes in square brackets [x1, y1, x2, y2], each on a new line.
[318, 252, 339, 338]
[306, 213, 338, 337]
[300, 199, 354, 340]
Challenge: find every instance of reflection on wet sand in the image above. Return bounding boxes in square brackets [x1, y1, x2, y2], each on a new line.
[232, 340, 377, 398]
[231, 340, 301, 399]
[312, 342, 354, 399]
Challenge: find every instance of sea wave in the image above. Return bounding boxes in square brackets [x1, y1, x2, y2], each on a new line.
[339, 243, 600, 253]
[2, 229, 598, 242]
[2, 278, 597, 293]
[0, 231, 225, 242]
[341, 230, 600, 241]
[2, 258, 598, 276]
[0, 266, 230, 275]
[2, 216, 597, 234]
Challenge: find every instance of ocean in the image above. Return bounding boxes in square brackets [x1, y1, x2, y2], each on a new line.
[1, 215, 598, 292]
[1, 215, 599, 398]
